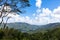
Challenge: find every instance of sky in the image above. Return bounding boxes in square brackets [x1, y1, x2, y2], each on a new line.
[0, 0, 60, 25]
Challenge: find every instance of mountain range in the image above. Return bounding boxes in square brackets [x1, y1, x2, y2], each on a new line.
[0, 22, 60, 33]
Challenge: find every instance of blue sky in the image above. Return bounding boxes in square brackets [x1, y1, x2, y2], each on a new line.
[21, 0, 60, 16]
[21, 0, 37, 17]
[41, 0, 60, 10]
[0, 0, 60, 25]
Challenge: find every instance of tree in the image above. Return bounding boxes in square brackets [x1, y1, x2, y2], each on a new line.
[0, 0, 30, 28]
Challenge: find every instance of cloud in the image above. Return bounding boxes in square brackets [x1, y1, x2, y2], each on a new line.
[0, 0, 60, 25]
[36, 0, 42, 8]
[34, 6, 60, 25]
[36, 0, 42, 13]
[1, 6, 60, 25]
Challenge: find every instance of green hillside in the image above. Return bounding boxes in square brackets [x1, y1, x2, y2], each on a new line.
[0, 26, 60, 40]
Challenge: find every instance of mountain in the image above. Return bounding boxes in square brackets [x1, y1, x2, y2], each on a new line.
[6, 22, 40, 32]
[34, 23, 60, 33]
[0, 22, 60, 33]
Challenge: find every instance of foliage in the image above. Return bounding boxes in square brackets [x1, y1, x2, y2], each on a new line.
[0, 27, 60, 40]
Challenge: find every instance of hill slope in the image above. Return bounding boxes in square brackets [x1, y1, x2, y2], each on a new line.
[0, 22, 60, 32]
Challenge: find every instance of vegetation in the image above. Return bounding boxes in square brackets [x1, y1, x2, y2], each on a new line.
[0, 27, 60, 40]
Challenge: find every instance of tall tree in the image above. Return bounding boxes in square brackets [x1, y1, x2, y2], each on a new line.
[0, 0, 30, 28]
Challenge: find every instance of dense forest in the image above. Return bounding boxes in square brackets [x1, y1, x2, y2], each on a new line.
[0, 27, 60, 40]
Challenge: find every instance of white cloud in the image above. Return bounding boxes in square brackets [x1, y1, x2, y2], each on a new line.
[53, 6, 60, 14]
[34, 6, 60, 25]
[36, 0, 42, 14]
[1, 0, 60, 25]
[1, 6, 60, 25]
[36, 0, 42, 8]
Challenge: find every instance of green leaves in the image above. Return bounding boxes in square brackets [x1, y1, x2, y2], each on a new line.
[0, 27, 60, 40]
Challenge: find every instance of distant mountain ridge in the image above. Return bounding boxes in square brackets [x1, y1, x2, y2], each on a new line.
[0, 22, 60, 32]
[35, 23, 60, 32]
[6, 22, 40, 32]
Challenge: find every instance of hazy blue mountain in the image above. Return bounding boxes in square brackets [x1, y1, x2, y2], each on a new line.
[0, 22, 60, 32]
[6, 22, 40, 32]
[34, 23, 60, 33]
